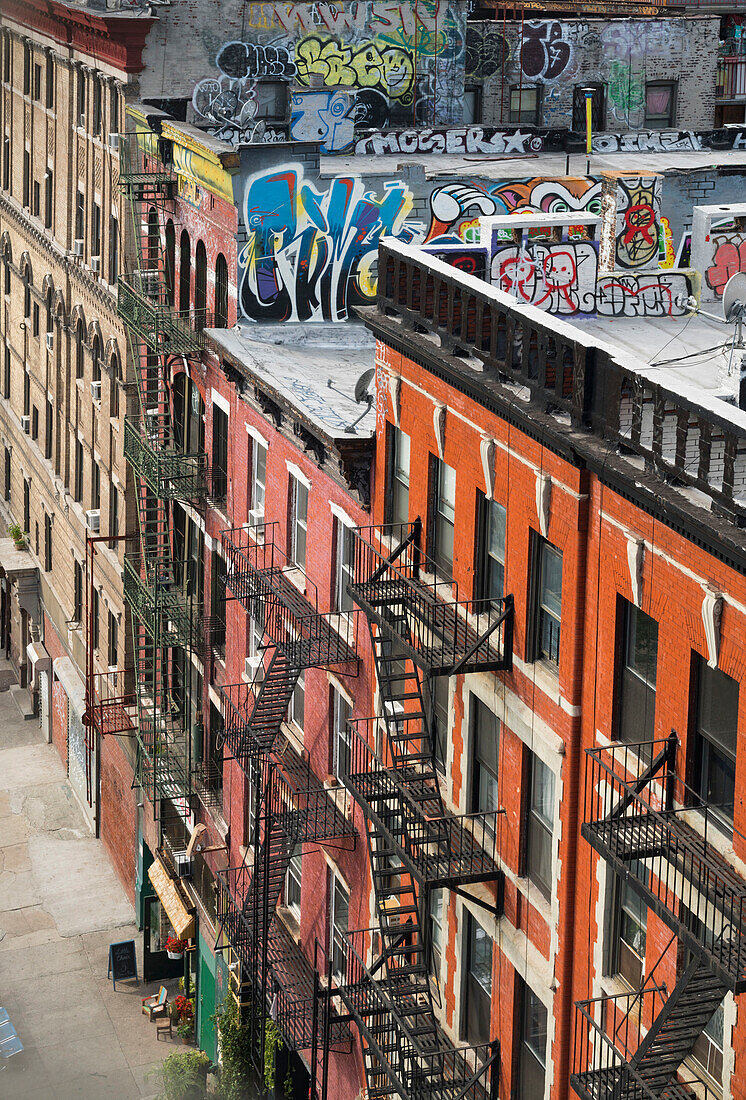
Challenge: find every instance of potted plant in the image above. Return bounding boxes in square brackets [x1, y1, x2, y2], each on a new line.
[8, 524, 26, 550]
[174, 994, 194, 1044]
[176, 1017, 194, 1045]
[154, 1049, 209, 1099]
[165, 935, 188, 959]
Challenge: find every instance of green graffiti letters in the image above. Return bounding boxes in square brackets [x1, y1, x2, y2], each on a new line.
[295, 36, 415, 101]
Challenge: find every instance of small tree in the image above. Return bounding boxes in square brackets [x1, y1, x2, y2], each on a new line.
[157, 1049, 210, 1100]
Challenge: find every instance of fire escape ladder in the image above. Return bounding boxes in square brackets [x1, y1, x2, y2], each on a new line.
[622, 951, 729, 1099]
[220, 649, 302, 770]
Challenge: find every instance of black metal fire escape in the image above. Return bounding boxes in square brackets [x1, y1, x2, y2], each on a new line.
[337, 519, 513, 1100]
[572, 735, 746, 1100]
[216, 521, 358, 1079]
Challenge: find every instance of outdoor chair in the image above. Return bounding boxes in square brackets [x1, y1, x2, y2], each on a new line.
[141, 986, 169, 1021]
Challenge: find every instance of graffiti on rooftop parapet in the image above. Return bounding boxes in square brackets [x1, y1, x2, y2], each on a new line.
[614, 177, 662, 271]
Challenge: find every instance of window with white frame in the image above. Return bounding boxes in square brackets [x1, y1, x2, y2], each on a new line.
[518, 979, 548, 1099]
[289, 473, 308, 570]
[526, 753, 555, 900]
[463, 911, 492, 1045]
[333, 686, 353, 780]
[335, 517, 355, 613]
[330, 871, 349, 980]
[288, 666, 305, 731]
[250, 435, 266, 523]
[429, 887, 444, 978]
[284, 846, 302, 919]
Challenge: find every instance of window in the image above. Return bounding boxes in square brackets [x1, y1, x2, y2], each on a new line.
[429, 888, 444, 977]
[45, 53, 53, 109]
[214, 253, 229, 327]
[572, 83, 605, 133]
[44, 170, 53, 228]
[110, 85, 118, 133]
[75, 190, 84, 244]
[109, 357, 120, 419]
[32, 180, 40, 218]
[289, 474, 308, 570]
[533, 538, 562, 665]
[31, 406, 38, 440]
[91, 458, 100, 510]
[613, 862, 647, 989]
[463, 912, 492, 1045]
[245, 757, 259, 848]
[692, 655, 739, 832]
[3, 258, 9, 296]
[23, 150, 30, 208]
[179, 229, 191, 313]
[33, 63, 41, 101]
[284, 846, 302, 919]
[527, 753, 555, 900]
[430, 456, 456, 577]
[92, 203, 101, 257]
[4, 447, 10, 502]
[45, 400, 53, 460]
[288, 665, 305, 731]
[681, 904, 723, 1084]
[3, 34, 10, 83]
[23, 368, 30, 417]
[618, 601, 658, 752]
[73, 559, 83, 623]
[91, 336, 101, 385]
[32, 303, 39, 338]
[194, 240, 207, 331]
[330, 872, 349, 980]
[108, 482, 119, 549]
[4, 347, 10, 399]
[23, 280, 31, 319]
[44, 512, 52, 572]
[429, 675, 449, 775]
[254, 81, 286, 120]
[211, 404, 228, 505]
[91, 587, 99, 651]
[476, 493, 505, 603]
[386, 425, 410, 526]
[23, 478, 30, 534]
[108, 216, 118, 285]
[249, 436, 266, 521]
[335, 518, 354, 613]
[509, 85, 540, 125]
[332, 687, 352, 780]
[517, 980, 548, 1100]
[107, 610, 118, 669]
[463, 85, 481, 124]
[23, 41, 30, 96]
[74, 439, 84, 502]
[76, 322, 85, 379]
[2, 136, 9, 192]
[645, 81, 676, 129]
[471, 696, 500, 824]
[92, 77, 101, 135]
[77, 67, 86, 126]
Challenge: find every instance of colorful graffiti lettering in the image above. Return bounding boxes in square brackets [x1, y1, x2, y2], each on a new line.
[290, 89, 356, 152]
[295, 36, 415, 102]
[520, 21, 572, 81]
[240, 165, 415, 323]
[615, 177, 661, 270]
[597, 273, 692, 317]
[492, 242, 598, 315]
[607, 60, 645, 126]
[705, 236, 746, 297]
[492, 177, 602, 216]
[354, 127, 545, 156]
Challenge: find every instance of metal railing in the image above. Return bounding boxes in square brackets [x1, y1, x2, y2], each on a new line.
[343, 719, 503, 889]
[583, 737, 746, 986]
[717, 56, 746, 98]
[334, 928, 500, 1100]
[124, 416, 208, 503]
[117, 274, 209, 356]
[222, 521, 358, 668]
[123, 553, 203, 650]
[88, 669, 136, 739]
[350, 520, 513, 674]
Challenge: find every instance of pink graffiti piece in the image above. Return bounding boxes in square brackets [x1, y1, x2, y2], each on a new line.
[498, 248, 578, 311]
[705, 240, 746, 297]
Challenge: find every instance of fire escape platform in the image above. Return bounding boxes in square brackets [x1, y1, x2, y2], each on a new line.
[267, 918, 350, 1051]
[571, 1064, 699, 1100]
[274, 739, 357, 844]
[117, 275, 206, 357]
[124, 555, 203, 650]
[124, 418, 207, 505]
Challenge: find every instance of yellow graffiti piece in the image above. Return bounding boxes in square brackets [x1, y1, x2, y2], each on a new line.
[659, 215, 675, 270]
[294, 36, 414, 99]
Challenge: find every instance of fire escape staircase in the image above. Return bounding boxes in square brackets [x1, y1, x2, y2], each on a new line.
[572, 736, 746, 1100]
[335, 521, 512, 1100]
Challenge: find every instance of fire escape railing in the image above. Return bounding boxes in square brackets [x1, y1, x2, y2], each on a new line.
[123, 416, 208, 506]
[349, 520, 513, 675]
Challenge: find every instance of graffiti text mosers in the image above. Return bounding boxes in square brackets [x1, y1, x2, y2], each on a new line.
[355, 127, 545, 155]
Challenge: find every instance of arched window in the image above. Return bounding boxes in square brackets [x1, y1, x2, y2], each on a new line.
[179, 229, 190, 314]
[146, 207, 159, 298]
[165, 219, 175, 306]
[109, 353, 120, 419]
[45, 288, 53, 335]
[75, 321, 85, 379]
[194, 240, 207, 331]
[91, 334, 102, 384]
[214, 252, 228, 328]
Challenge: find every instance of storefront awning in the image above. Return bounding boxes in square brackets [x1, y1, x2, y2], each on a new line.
[148, 856, 195, 940]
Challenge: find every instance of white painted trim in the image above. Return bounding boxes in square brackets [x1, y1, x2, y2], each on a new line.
[246, 422, 269, 449]
[327, 671, 354, 709]
[330, 502, 355, 528]
[286, 461, 312, 490]
[211, 389, 230, 416]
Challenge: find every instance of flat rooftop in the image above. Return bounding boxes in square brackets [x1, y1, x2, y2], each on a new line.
[206, 324, 376, 440]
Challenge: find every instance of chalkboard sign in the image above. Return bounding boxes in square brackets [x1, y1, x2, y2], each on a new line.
[108, 940, 137, 989]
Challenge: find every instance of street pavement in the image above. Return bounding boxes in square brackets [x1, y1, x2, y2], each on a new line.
[0, 678, 176, 1098]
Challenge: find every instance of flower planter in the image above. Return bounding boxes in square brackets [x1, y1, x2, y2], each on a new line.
[167, 950, 184, 960]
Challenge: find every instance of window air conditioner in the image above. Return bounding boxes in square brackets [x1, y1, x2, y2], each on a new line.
[45, 332, 54, 351]
[91, 256, 100, 274]
[20, 415, 30, 434]
[85, 509, 100, 532]
[90, 380, 101, 401]
[108, 133, 119, 151]
[245, 656, 262, 681]
[73, 239, 84, 257]
[174, 850, 192, 879]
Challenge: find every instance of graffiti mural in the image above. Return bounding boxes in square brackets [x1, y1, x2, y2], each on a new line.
[239, 164, 415, 323]
[295, 36, 415, 101]
[491, 242, 598, 315]
[290, 88, 356, 151]
[614, 177, 662, 270]
[596, 273, 693, 317]
[354, 126, 546, 156]
[491, 177, 602, 216]
[520, 21, 572, 81]
[705, 234, 746, 297]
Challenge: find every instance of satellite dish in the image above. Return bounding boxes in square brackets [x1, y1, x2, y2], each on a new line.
[354, 367, 375, 404]
[722, 272, 746, 322]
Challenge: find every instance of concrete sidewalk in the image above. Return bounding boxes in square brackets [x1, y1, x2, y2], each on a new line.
[0, 688, 175, 1099]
